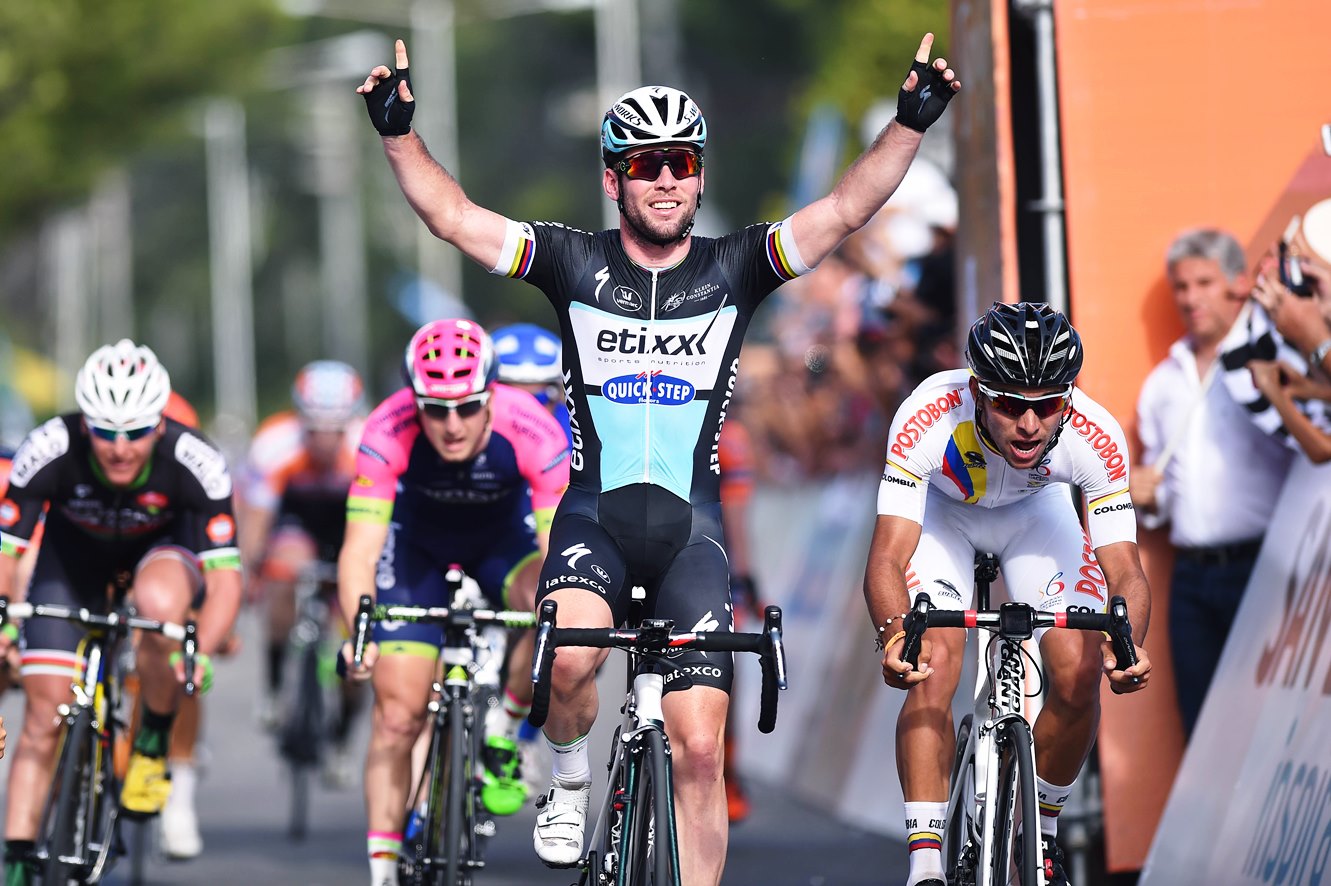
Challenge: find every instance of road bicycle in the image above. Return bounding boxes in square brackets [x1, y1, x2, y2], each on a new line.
[276, 559, 355, 839]
[528, 596, 789, 886]
[0, 598, 197, 886]
[348, 568, 536, 886]
[898, 553, 1137, 886]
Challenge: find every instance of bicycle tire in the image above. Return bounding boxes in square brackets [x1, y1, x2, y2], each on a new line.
[442, 692, 470, 886]
[285, 642, 324, 839]
[990, 719, 1039, 886]
[42, 707, 95, 885]
[945, 714, 975, 886]
[399, 706, 445, 886]
[621, 729, 679, 886]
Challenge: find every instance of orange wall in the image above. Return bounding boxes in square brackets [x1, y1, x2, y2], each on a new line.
[1055, 0, 1331, 871]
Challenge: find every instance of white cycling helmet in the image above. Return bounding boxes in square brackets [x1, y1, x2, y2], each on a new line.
[292, 360, 365, 430]
[75, 339, 172, 430]
[601, 85, 707, 166]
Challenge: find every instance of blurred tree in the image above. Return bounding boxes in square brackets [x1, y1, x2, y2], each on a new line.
[0, 0, 286, 236]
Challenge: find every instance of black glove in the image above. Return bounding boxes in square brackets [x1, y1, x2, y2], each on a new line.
[896, 60, 955, 133]
[363, 66, 415, 137]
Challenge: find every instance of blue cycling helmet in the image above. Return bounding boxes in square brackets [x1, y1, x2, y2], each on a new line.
[491, 323, 562, 387]
[601, 86, 707, 166]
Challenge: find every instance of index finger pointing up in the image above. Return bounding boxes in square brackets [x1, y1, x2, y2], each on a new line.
[396, 38, 410, 69]
[915, 32, 935, 63]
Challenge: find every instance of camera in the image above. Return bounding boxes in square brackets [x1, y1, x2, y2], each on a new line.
[1278, 240, 1316, 298]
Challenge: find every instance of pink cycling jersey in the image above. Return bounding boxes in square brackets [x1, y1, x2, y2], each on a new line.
[348, 384, 570, 534]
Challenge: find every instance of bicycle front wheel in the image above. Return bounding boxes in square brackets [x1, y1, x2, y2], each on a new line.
[283, 642, 325, 840]
[440, 691, 475, 886]
[620, 729, 679, 886]
[42, 708, 95, 885]
[945, 714, 976, 886]
[989, 718, 1039, 886]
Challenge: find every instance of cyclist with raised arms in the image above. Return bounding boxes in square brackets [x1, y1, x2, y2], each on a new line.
[239, 361, 365, 756]
[0, 341, 240, 885]
[338, 319, 569, 886]
[864, 303, 1153, 886]
[359, 33, 958, 884]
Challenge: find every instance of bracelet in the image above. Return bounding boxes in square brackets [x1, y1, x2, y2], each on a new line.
[1308, 338, 1331, 369]
[880, 630, 908, 655]
[874, 614, 908, 651]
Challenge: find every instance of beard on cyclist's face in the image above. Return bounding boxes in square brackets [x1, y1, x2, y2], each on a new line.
[418, 400, 493, 463]
[970, 377, 1069, 471]
[607, 152, 702, 248]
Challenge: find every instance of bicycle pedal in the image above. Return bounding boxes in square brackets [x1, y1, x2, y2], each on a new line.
[474, 820, 497, 837]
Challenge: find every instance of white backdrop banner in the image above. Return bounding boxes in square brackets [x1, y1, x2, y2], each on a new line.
[1142, 457, 1331, 884]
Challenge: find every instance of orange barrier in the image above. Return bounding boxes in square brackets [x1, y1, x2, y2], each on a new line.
[1053, 0, 1331, 871]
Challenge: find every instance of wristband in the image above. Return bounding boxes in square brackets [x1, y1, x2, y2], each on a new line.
[1308, 338, 1331, 369]
[0, 622, 17, 643]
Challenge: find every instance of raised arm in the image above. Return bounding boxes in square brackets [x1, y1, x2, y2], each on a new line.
[789, 33, 960, 268]
[357, 39, 511, 271]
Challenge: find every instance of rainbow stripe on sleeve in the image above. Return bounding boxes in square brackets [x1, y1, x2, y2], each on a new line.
[497, 222, 536, 279]
[765, 223, 800, 281]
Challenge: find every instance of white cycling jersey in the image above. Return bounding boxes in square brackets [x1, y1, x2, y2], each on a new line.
[877, 369, 1138, 617]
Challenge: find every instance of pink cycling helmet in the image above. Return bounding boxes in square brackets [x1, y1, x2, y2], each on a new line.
[403, 319, 499, 399]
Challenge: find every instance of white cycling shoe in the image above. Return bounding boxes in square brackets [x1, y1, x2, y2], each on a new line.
[533, 779, 590, 868]
[159, 762, 202, 860]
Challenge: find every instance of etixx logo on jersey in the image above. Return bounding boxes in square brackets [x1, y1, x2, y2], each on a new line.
[613, 286, 642, 312]
[603, 370, 696, 406]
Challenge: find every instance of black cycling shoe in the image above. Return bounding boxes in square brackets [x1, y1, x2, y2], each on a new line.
[1016, 835, 1070, 886]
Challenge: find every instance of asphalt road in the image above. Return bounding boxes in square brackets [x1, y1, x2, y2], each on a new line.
[0, 609, 906, 885]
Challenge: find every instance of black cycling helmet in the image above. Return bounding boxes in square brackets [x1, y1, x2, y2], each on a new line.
[965, 302, 1083, 389]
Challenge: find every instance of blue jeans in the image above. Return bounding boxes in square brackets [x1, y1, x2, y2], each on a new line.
[1168, 551, 1258, 739]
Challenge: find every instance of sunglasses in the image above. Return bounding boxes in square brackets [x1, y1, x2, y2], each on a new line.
[416, 392, 490, 421]
[87, 423, 158, 442]
[977, 382, 1071, 419]
[616, 149, 703, 181]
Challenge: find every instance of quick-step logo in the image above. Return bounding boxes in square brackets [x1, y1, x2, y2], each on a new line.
[603, 370, 695, 406]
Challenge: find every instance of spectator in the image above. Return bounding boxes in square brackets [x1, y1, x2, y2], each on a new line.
[1131, 227, 1294, 739]
[1246, 250, 1331, 462]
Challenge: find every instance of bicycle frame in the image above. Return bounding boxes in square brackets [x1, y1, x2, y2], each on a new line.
[279, 561, 341, 839]
[349, 573, 535, 886]
[529, 599, 788, 886]
[0, 599, 197, 886]
[578, 664, 680, 886]
[946, 625, 1041, 884]
[900, 554, 1138, 886]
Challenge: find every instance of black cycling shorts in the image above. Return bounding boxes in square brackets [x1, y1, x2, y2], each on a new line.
[537, 483, 735, 694]
[22, 538, 202, 671]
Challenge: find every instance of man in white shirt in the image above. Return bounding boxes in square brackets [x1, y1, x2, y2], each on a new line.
[1131, 227, 1293, 739]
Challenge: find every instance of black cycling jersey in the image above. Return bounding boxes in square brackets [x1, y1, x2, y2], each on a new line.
[494, 218, 813, 693]
[0, 414, 240, 573]
[492, 219, 811, 506]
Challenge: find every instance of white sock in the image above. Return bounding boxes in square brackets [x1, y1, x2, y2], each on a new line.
[165, 760, 196, 812]
[905, 801, 947, 885]
[484, 688, 530, 741]
[546, 731, 591, 786]
[367, 831, 401, 886]
[1036, 775, 1074, 838]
